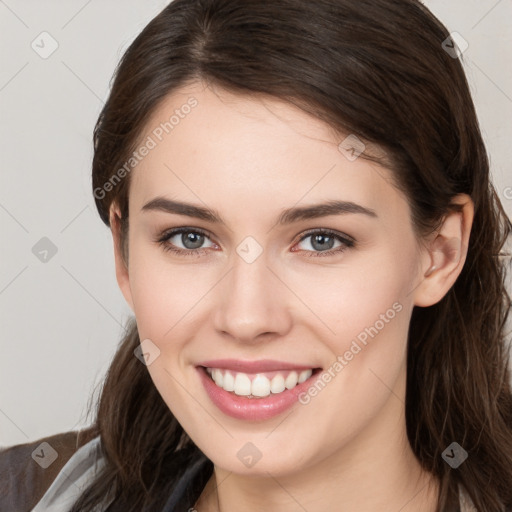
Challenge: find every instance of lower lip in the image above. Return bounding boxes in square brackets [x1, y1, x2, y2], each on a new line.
[197, 366, 321, 421]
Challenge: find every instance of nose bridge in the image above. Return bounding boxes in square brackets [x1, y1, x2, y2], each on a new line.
[231, 247, 272, 301]
[213, 240, 291, 342]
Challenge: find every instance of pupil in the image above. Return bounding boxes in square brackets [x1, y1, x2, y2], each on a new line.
[312, 234, 333, 251]
[183, 232, 204, 249]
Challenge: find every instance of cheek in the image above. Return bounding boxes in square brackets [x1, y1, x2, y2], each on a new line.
[126, 246, 206, 419]
[286, 245, 416, 348]
[127, 238, 205, 339]
[285, 246, 417, 420]
[288, 264, 414, 449]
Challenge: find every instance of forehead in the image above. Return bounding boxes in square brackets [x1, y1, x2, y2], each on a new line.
[128, 81, 407, 224]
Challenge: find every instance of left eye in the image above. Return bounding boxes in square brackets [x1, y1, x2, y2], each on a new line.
[293, 229, 354, 257]
[156, 228, 355, 258]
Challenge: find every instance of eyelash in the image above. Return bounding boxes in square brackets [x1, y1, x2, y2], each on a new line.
[156, 227, 355, 258]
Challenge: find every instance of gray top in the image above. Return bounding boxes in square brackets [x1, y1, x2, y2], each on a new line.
[30, 436, 113, 512]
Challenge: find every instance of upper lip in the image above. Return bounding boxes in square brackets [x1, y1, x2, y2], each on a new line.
[197, 359, 320, 373]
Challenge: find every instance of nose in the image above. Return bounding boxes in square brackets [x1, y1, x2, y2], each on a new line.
[212, 249, 293, 345]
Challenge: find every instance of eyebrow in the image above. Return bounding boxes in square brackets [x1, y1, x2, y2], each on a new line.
[141, 197, 377, 225]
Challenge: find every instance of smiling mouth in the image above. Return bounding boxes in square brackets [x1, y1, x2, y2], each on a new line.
[201, 366, 323, 398]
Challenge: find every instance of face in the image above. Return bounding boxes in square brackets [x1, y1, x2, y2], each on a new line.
[113, 80, 429, 476]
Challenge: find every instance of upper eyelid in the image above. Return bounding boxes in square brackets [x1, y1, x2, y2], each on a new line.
[298, 227, 354, 242]
[159, 226, 214, 241]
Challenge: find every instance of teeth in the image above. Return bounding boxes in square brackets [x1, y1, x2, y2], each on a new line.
[223, 371, 235, 392]
[212, 368, 223, 387]
[285, 371, 298, 389]
[251, 374, 271, 397]
[206, 368, 314, 398]
[233, 373, 252, 396]
[270, 374, 285, 394]
[298, 369, 311, 383]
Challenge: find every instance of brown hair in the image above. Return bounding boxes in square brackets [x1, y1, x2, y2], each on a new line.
[72, 0, 512, 510]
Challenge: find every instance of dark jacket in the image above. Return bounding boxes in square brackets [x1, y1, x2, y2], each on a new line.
[0, 428, 97, 512]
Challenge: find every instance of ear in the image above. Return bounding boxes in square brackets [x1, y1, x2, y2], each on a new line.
[413, 194, 474, 307]
[109, 204, 135, 312]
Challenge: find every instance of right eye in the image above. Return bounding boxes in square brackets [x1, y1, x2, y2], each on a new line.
[156, 227, 217, 257]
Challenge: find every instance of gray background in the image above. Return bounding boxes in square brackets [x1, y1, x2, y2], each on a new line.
[1, 0, 511, 447]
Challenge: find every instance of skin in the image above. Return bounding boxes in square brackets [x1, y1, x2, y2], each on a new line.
[110, 80, 474, 512]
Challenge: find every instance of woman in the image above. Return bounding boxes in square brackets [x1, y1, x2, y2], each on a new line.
[2, 0, 511, 511]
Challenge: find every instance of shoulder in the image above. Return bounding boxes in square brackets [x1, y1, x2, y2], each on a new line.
[0, 426, 98, 512]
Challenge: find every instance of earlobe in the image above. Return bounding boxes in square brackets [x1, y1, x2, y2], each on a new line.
[414, 194, 474, 307]
[109, 204, 135, 312]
